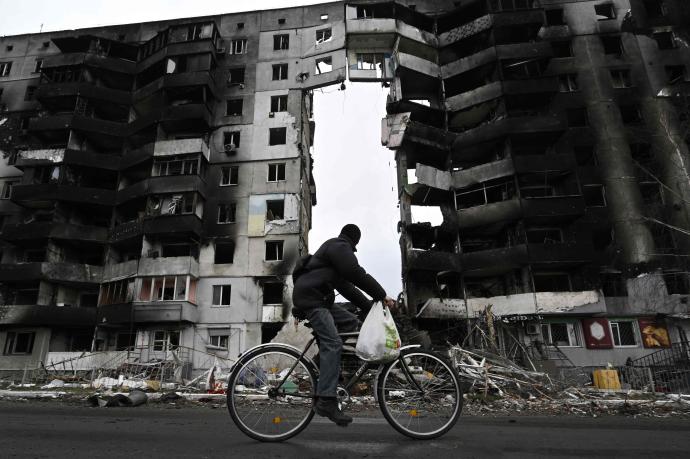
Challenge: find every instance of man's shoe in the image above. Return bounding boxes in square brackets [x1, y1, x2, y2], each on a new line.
[313, 397, 352, 427]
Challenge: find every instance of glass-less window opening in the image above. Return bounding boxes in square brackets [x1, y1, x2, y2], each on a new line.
[541, 322, 581, 347]
[152, 155, 200, 176]
[137, 276, 197, 303]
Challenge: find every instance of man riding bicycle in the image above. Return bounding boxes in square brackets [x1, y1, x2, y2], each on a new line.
[292, 224, 396, 426]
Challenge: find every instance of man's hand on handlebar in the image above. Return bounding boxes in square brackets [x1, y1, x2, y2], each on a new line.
[383, 296, 397, 311]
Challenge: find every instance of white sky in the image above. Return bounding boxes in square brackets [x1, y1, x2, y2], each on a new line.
[0, 0, 408, 295]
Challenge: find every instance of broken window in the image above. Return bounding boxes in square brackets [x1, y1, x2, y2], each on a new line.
[265, 240, 284, 261]
[3, 332, 35, 355]
[356, 6, 374, 18]
[230, 39, 247, 55]
[269, 127, 287, 145]
[594, 3, 616, 20]
[165, 193, 196, 215]
[316, 28, 332, 44]
[551, 40, 573, 57]
[24, 86, 37, 101]
[224, 131, 241, 151]
[115, 333, 136, 351]
[152, 155, 199, 176]
[652, 225, 676, 254]
[226, 98, 243, 116]
[583, 184, 606, 207]
[521, 185, 555, 198]
[665, 272, 690, 295]
[644, 0, 667, 18]
[610, 320, 638, 347]
[266, 199, 285, 220]
[152, 330, 180, 351]
[99, 279, 136, 305]
[541, 322, 581, 347]
[567, 108, 588, 127]
[665, 65, 687, 84]
[575, 145, 598, 166]
[273, 34, 289, 51]
[601, 272, 627, 296]
[212, 285, 232, 306]
[268, 163, 286, 182]
[639, 182, 663, 205]
[214, 241, 235, 264]
[161, 243, 192, 258]
[558, 74, 578, 92]
[455, 179, 515, 209]
[25, 249, 46, 262]
[33, 59, 43, 73]
[270, 95, 288, 112]
[526, 228, 563, 244]
[630, 143, 658, 176]
[139, 276, 189, 302]
[228, 67, 245, 84]
[278, 18, 286, 25]
[610, 69, 632, 88]
[220, 166, 239, 186]
[262, 282, 283, 304]
[653, 32, 676, 50]
[601, 35, 623, 55]
[1, 181, 17, 199]
[315, 56, 333, 74]
[619, 105, 643, 124]
[533, 273, 571, 292]
[0, 62, 12, 77]
[217, 203, 237, 224]
[545, 9, 566, 26]
[272, 63, 288, 80]
[357, 53, 387, 78]
[592, 227, 614, 252]
[501, 58, 545, 79]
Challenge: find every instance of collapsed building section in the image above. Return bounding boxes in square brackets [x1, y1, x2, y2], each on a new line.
[351, 0, 690, 369]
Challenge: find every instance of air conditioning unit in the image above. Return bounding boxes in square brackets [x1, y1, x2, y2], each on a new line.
[525, 324, 540, 335]
[224, 143, 236, 154]
[268, 112, 275, 118]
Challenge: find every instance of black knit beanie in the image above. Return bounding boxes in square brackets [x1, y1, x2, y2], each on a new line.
[340, 224, 361, 246]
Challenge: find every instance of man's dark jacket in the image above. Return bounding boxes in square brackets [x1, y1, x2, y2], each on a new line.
[292, 234, 386, 312]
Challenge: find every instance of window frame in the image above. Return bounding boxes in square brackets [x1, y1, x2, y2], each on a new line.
[541, 322, 582, 347]
[315, 28, 333, 44]
[269, 127, 287, 146]
[610, 69, 633, 88]
[272, 63, 289, 81]
[270, 95, 288, 112]
[3, 331, 36, 355]
[220, 166, 239, 186]
[152, 330, 180, 351]
[273, 34, 290, 51]
[212, 284, 232, 307]
[0, 62, 12, 77]
[230, 39, 247, 55]
[265, 240, 284, 261]
[609, 319, 640, 347]
[226, 98, 243, 116]
[217, 202, 237, 224]
[267, 163, 286, 182]
[558, 73, 578, 92]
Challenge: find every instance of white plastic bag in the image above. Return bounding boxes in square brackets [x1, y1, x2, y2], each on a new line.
[355, 302, 401, 363]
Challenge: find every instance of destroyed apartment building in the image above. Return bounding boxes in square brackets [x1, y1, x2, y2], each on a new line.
[0, 0, 690, 380]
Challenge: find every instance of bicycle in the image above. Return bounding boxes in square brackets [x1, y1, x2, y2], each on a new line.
[226, 323, 463, 442]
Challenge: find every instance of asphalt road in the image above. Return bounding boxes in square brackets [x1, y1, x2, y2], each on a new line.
[2, 402, 690, 458]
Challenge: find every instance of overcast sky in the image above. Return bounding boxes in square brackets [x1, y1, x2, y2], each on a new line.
[0, 0, 408, 295]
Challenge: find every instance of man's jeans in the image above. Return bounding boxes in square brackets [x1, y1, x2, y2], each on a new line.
[305, 305, 359, 398]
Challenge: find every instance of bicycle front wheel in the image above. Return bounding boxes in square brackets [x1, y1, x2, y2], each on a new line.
[227, 345, 317, 442]
[377, 350, 462, 440]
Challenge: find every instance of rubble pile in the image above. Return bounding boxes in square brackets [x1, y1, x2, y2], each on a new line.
[449, 346, 553, 398]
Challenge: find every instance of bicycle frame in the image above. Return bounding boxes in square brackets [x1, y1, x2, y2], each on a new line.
[269, 338, 425, 399]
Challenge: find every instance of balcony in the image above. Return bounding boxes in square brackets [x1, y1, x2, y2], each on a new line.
[0, 262, 103, 285]
[0, 304, 96, 326]
[405, 249, 462, 272]
[143, 214, 204, 238]
[457, 198, 522, 229]
[446, 76, 558, 113]
[451, 114, 566, 150]
[137, 256, 199, 277]
[109, 220, 144, 244]
[134, 71, 218, 102]
[439, 9, 545, 47]
[521, 196, 585, 223]
[513, 153, 576, 173]
[528, 242, 593, 266]
[36, 82, 131, 105]
[1, 222, 107, 244]
[16, 148, 120, 171]
[42, 52, 136, 74]
[102, 259, 138, 282]
[116, 175, 205, 204]
[11, 183, 117, 207]
[154, 137, 209, 161]
[28, 113, 127, 137]
[97, 301, 199, 324]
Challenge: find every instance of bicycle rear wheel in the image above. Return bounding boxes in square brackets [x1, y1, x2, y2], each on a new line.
[377, 350, 462, 439]
[227, 345, 317, 442]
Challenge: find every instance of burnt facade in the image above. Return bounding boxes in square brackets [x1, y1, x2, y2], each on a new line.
[361, 0, 690, 366]
[0, 4, 347, 374]
[0, 0, 689, 374]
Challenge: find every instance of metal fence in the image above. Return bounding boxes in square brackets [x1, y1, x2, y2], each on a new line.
[628, 343, 690, 393]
